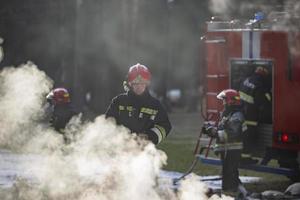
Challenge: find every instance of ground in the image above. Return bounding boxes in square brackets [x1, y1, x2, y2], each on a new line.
[158, 108, 293, 194]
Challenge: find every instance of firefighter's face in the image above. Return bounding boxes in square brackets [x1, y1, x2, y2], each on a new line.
[131, 82, 147, 95]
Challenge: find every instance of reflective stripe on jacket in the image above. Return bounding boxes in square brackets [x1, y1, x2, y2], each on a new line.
[105, 90, 171, 145]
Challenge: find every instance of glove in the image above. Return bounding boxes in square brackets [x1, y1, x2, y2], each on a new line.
[206, 126, 218, 138]
[202, 122, 218, 138]
[202, 122, 212, 135]
[202, 126, 209, 135]
[202, 125, 218, 138]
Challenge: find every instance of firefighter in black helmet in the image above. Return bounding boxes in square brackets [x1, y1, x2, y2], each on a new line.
[105, 63, 171, 145]
[239, 66, 272, 162]
[203, 89, 247, 194]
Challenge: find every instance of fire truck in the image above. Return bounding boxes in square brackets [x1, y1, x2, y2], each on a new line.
[198, 12, 300, 179]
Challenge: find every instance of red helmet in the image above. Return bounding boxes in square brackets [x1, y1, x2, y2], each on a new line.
[47, 88, 70, 105]
[217, 89, 241, 106]
[127, 63, 151, 84]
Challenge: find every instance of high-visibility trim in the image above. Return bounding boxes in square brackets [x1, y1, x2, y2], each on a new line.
[140, 107, 158, 115]
[242, 153, 251, 158]
[119, 105, 125, 111]
[265, 93, 271, 101]
[127, 106, 133, 112]
[242, 122, 248, 132]
[151, 125, 166, 144]
[239, 91, 254, 104]
[214, 142, 243, 151]
[245, 120, 258, 126]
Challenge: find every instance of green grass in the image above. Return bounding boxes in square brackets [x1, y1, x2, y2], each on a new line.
[157, 132, 292, 193]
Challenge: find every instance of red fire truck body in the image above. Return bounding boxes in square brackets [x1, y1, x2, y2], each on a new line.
[203, 19, 300, 173]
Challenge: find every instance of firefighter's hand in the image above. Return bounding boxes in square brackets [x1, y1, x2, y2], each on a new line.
[202, 126, 209, 135]
[202, 122, 212, 135]
[205, 126, 218, 138]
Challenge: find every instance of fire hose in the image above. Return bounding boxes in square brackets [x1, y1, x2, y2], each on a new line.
[173, 130, 214, 184]
[173, 99, 214, 184]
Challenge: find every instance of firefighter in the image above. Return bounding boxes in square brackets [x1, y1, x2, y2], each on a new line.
[105, 63, 171, 145]
[203, 89, 247, 194]
[239, 66, 272, 162]
[46, 87, 77, 143]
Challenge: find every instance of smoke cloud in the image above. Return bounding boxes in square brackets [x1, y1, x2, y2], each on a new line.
[0, 61, 54, 150]
[208, 0, 231, 16]
[0, 63, 231, 199]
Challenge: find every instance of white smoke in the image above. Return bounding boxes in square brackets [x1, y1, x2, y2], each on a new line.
[0, 63, 232, 200]
[208, 0, 231, 16]
[0, 61, 54, 150]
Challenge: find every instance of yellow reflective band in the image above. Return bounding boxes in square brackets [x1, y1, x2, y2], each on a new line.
[239, 91, 254, 104]
[119, 105, 125, 111]
[265, 93, 271, 101]
[151, 125, 166, 144]
[141, 107, 158, 115]
[242, 153, 251, 158]
[151, 127, 162, 144]
[155, 125, 167, 139]
[214, 142, 243, 151]
[127, 106, 133, 112]
[245, 120, 258, 126]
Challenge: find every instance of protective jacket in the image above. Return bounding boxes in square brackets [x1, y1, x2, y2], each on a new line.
[214, 107, 247, 152]
[239, 73, 271, 126]
[50, 103, 76, 133]
[105, 90, 171, 145]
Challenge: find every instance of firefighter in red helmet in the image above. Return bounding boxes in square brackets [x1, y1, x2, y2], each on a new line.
[239, 65, 272, 163]
[46, 87, 77, 142]
[203, 89, 247, 195]
[105, 63, 171, 145]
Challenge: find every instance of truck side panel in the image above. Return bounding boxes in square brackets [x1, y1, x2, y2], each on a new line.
[261, 32, 300, 150]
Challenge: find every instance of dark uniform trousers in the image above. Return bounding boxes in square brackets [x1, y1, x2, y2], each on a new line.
[221, 150, 242, 191]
